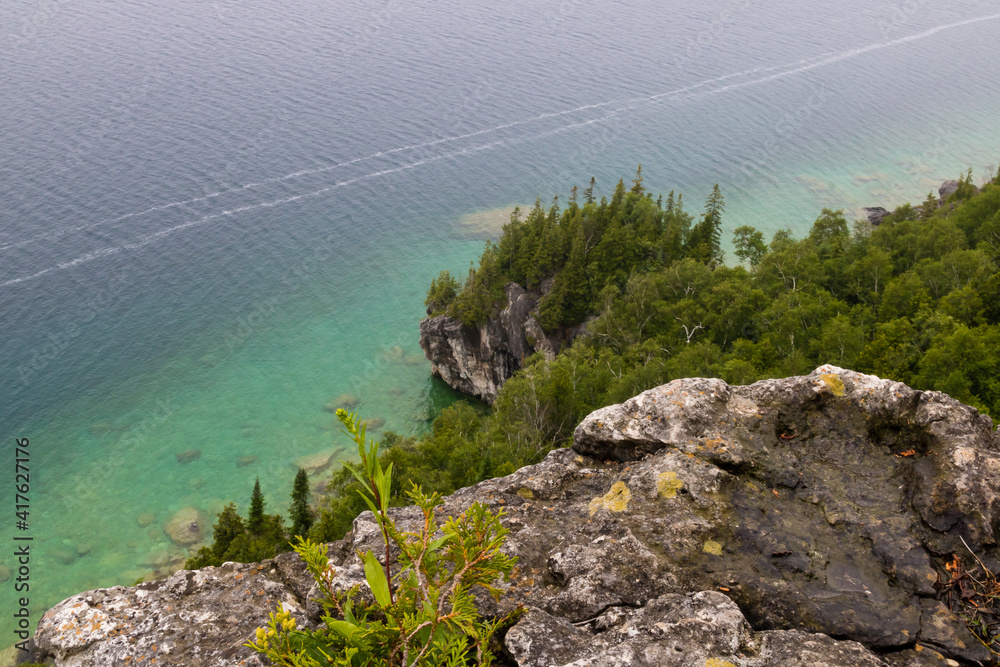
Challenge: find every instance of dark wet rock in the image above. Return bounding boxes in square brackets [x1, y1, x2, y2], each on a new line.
[884, 645, 963, 666]
[32, 367, 1000, 666]
[864, 206, 892, 225]
[939, 180, 960, 201]
[175, 449, 201, 464]
[918, 598, 992, 664]
[419, 282, 583, 403]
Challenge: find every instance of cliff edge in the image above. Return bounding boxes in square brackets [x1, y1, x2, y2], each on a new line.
[418, 282, 581, 404]
[31, 366, 1000, 666]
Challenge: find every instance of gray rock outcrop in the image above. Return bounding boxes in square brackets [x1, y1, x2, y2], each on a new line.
[939, 180, 960, 201]
[30, 552, 319, 666]
[32, 366, 1000, 666]
[864, 206, 891, 225]
[419, 282, 577, 403]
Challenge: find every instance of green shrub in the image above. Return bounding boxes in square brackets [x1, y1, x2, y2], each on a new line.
[249, 411, 519, 666]
[425, 270, 461, 315]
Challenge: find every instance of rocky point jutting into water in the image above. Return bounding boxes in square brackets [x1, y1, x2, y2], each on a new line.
[29, 366, 1000, 666]
[419, 282, 585, 404]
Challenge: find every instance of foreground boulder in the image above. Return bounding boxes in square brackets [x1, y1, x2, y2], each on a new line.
[419, 282, 579, 403]
[32, 366, 1000, 665]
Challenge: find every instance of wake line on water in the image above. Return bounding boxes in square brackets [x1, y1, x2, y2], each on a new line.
[3, 12, 998, 289]
[688, 11, 1000, 101]
[0, 57, 833, 254]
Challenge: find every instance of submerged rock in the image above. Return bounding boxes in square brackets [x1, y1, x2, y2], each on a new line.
[163, 506, 204, 546]
[175, 449, 201, 464]
[87, 422, 116, 437]
[323, 393, 360, 412]
[236, 454, 258, 468]
[31, 367, 1000, 666]
[136, 512, 156, 528]
[293, 450, 335, 475]
[361, 417, 385, 431]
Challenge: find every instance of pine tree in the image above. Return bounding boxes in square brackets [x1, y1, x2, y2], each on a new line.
[289, 468, 314, 539]
[685, 184, 725, 263]
[610, 178, 627, 212]
[248, 478, 265, 535]
[212, 503, 246, 561]
[630, 164, 645, 195]
[583, 177, 596, 204]
[921, 191, 938, 220]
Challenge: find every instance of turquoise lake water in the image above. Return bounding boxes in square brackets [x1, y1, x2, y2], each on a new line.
[1, 0, 999, 646]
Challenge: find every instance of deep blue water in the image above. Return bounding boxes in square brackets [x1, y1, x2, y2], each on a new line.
[1, 0, 999, 648]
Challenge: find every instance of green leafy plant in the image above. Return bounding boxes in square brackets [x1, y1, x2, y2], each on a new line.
[248, 410, 519, 666]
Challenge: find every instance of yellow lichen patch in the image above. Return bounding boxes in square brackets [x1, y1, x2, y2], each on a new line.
[516, 487, 534, 500]
[588, 481, 632, 516]
[703, 540, 723, 556]
[705, 659, 737, 667]
[819, 373, 845, 396]
[657, 471, 684, 498]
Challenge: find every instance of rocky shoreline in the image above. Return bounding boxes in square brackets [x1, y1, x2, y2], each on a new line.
[419, 282, 585, 404]
[27, 366, 1000, 666]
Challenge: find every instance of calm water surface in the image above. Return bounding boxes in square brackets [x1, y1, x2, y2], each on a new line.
[1, 0, 999, 643]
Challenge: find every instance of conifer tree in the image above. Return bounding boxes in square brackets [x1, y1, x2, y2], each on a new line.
[583, 176, 596, 204]
[289, 468, 314, 539]
[248, 478, 265, 535]
[610, 178, 627, 212]
[685, 184, 725, 263]
[921, 191, 938, 220]
[211, 503, 246, 561]
[630, 164, 645, 195]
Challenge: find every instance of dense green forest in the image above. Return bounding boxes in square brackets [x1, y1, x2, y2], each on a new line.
[192, 166, 1000, 558]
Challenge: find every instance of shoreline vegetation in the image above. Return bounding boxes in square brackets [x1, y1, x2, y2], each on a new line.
[180, 164, 1000, 573]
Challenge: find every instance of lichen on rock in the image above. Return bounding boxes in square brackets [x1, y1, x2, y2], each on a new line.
[31, 366, 1000, 666]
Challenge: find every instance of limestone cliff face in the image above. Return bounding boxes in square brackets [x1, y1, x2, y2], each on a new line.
[419, 282, 578, 403]
[31, 367, 1000, 666]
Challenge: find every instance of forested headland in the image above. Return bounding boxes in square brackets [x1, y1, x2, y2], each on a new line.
[192, 165, 1000, 562]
